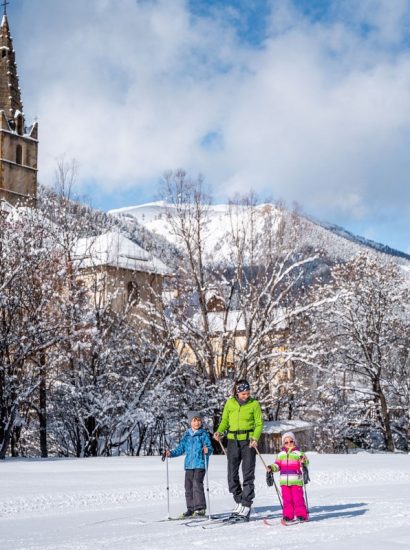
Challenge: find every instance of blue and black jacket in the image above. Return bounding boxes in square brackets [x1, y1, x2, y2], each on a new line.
[170, 427, 213, 470]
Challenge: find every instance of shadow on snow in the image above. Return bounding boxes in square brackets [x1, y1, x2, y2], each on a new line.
[254, 502, 368, 522]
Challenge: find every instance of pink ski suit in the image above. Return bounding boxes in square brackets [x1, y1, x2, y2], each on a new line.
[269, 433, 309, 521]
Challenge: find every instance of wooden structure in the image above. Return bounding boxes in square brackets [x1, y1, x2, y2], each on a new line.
[258, 419, 314, 454]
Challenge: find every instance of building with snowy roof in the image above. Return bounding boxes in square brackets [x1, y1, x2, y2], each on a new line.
[73, 230, 172, 319]
[259, 420, 314, 453]
[176, 287, 289, 376]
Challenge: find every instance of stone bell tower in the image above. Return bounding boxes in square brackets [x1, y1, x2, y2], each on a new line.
[0, 9, 38, 207]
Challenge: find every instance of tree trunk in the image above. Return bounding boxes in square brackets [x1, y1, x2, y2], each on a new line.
[0, 407, 16, 459]
[373, 378, 395, 452]
[10, 426, 20, 457]
[75, 418, 82, 458]
[39, 353, 48, 458]
[85, 416, 98, 456]
[135, 423, 147, 456]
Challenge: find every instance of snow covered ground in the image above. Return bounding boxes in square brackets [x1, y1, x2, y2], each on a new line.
[1, 453, 409, 550]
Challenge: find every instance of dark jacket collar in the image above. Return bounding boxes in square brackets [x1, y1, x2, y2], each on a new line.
[235, 396, 252, 406]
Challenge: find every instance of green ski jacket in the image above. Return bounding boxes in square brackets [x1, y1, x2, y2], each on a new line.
[217, 397, 264, 441]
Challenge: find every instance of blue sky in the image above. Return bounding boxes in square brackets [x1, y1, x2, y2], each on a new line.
[7, 0, 410, 253]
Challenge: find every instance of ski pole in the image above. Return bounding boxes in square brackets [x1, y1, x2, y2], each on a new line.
[218, 439, 227, 455]
[161, 452, 171, 519]
[303, 481, 309, 516]
[301, 463, 309, 516]
[254, 446, 268, 468]
[255, 446, 283, 510]
[204, 449, 212, 520]
[166, 456, 170, 519]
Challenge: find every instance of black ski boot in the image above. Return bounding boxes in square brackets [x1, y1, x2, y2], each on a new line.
[236, 506, 251, 522]
[179, 509, 194, 519]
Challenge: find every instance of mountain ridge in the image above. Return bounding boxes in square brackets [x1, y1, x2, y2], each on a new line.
[109, 201, 410, 265]
[308, 216, 410, 261]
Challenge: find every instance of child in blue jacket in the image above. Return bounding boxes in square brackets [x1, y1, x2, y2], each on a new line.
[165, 411, 213, 518]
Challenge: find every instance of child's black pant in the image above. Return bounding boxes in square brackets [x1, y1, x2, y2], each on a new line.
[227, 439, 256, 507]
[185, 468, 206, 511]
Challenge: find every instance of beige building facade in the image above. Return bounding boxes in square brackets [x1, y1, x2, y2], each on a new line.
[74, 231, 172, 321]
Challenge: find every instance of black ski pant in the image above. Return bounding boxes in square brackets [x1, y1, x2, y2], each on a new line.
[185, 468, 206, 511]
[227, 439, 256, 508]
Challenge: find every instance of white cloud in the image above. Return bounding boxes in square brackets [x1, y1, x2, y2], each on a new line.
[11, 0, 410, 250]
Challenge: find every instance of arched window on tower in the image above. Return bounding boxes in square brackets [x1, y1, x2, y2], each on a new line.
[16, 144, 22, 164]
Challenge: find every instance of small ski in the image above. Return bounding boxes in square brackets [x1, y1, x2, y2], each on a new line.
[262, 518, 281, 527]
[182, 514, 224, 527]
[159, 512, 227, 524]
[158, 515, 198, 522]
[157, 517, 185, 522]
[202, 516, 252, 529]
[280, 518, 307, 526]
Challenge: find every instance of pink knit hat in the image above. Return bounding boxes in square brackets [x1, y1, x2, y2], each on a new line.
[281, 431, 298, 446]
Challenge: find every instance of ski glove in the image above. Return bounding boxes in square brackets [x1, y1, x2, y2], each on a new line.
[302, 464, 310, 485]
[266, 470, 274, 487]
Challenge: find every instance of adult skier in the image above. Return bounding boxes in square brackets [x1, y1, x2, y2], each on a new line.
[213, 379, 263, 521]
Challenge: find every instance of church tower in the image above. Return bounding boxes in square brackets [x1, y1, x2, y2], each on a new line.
[0, 9, 37, 207]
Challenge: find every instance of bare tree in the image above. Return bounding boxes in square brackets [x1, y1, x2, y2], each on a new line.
[161, 170, 218, 383]
[160, 172, 334, 430]
[317, 254, 409, 451]
[0, 209, 64, 458]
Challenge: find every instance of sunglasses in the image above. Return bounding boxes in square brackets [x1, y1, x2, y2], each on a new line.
[284, 440, 294, 444]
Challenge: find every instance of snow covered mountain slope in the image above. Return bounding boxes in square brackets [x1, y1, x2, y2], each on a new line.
[109, 201, 410, 268]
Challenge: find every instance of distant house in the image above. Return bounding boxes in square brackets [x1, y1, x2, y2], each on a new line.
[0, 198, 14, 215]
[73, 230, 172, 320]
[259, 419, 314, 454]
[187, 297, 288, 376]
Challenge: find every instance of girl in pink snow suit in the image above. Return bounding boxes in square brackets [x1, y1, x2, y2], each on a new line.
[267, 431, 309, 522]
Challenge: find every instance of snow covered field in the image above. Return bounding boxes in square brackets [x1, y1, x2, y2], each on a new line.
[1, 453, 409, 550]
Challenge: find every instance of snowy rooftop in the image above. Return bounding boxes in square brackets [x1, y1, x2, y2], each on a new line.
[0, 198, 14, 213]
[192, 307, 288, 334]
[190, 310, 245, 333]
[263, 420, 313, 434]
[74, 230, 172, 276]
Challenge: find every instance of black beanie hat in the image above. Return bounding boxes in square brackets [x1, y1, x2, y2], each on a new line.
[237, 381, 250, 393]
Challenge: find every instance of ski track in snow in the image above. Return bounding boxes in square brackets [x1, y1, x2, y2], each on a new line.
[1, 454, 409, 550]
[1, 467, 408, 518]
